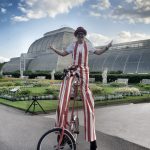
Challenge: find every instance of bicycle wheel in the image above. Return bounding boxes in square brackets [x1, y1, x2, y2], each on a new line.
[37, 127, 76, 150]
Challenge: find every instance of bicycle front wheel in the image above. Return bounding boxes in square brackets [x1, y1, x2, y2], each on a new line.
[37, 127, 76, 150]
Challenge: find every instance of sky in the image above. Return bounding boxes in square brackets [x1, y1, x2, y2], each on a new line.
[0, 0, 150, 62]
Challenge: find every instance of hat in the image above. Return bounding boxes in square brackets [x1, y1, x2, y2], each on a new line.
[74, 27, 87, 37]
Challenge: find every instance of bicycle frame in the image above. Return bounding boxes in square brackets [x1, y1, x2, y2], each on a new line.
[58, 67, 80, 147]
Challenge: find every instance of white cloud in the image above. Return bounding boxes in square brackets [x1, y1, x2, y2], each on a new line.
[1, 8, 7, 14]
[90, 0, 150, 24]
[111, 0, 150, 24]
[117, 5, 122, 9]
[89, 11, 101, 17]
[91, 0, 111, 10]
[87, 31, 150, 46]
[126, 0, 133, 3]
[134, 0, 150, 11]
[12, 0, 86, 22]
[99, 0, 111, 10]
[115, 31, 150, 43]
[12, 16, 29, 22]
[87, 33, 111, 46]
[0, 56, 9, 63]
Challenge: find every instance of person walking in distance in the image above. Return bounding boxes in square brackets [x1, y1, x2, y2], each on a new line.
[49, 27, 112, 150]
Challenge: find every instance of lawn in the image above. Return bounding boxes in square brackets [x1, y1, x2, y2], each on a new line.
[1, 94, 150, 113]
[26, 87, 48, 94]
[1, 78, 150, 113]
[0, 98, 83, 112]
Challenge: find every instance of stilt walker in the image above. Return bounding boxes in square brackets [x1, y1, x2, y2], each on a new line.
[49, 27, 112, 150]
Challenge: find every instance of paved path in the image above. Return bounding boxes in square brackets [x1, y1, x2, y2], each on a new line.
[0, 104, 150, 150]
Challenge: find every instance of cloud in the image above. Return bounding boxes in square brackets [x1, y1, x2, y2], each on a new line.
[125, 0, 133, 3]
[112, 0, 150, 24]
[87, 31, 150, 46]
[12, 16, 29, 22]
[1, 8, 7, 14]
[90, 0, 150, 24]
[91, 0, 111, 10]
[87, 33, 111, 46]
[115, 31, 150, 43]
[12, 0, 86, 22]
[0, 56, 9, 63]
[89, 11, 101, 17]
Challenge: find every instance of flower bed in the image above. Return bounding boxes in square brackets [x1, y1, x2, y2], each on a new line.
[0, 94, 56, 101]
[114, 87, 141, 96]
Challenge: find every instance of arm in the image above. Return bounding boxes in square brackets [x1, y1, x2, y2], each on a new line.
[94, 40, 113, 55]
[49, 45, 69, 57]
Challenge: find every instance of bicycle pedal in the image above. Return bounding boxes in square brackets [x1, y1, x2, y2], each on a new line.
[74, 131, 79, 134]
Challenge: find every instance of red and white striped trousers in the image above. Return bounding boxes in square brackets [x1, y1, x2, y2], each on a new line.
[55, 41, 96, 142]
[55, 66, 96, 142]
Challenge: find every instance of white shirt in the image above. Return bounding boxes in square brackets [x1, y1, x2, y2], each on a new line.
[65, 42, 96, 54]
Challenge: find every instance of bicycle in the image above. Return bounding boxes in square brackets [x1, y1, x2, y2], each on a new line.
[37, 65, 81, 150]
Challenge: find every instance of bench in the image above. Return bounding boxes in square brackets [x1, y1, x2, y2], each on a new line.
[116, 78, 128, 85]
[36, 76, 46, 79]
[10, 86, 20, 93]
[141, 79, 150, 84]
[89, 78, 95, 83]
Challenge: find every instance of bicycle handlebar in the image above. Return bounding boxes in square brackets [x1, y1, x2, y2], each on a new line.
[62, 65, 79, 79]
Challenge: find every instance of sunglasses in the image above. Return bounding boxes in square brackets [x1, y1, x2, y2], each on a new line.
[77, 32, 84, 37]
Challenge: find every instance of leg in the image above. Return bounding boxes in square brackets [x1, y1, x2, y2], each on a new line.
[55, 76, 74, 128]
[79, 67, 96, 142]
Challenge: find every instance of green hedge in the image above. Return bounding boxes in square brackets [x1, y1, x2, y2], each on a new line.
[3, 70, 20, 78]
[54, 71, 63, 80]
[24, 70, 52, 79]
[90, 74, 150, 83]
[3, 70, 150, 84]
[138, 83, 150, 90]
[3, 70, 52, 79]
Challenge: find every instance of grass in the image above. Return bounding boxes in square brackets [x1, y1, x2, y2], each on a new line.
[1, 94, 150, 113]
[0, 98, 83, 113]
[1, 78, 150, 113]
[95, 95, 150, 106]
[102, 86, 115, 94]
[25, 87, 48, 94]
[0, 98, 59, 112]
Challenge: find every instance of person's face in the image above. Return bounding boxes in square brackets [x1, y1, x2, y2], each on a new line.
[76, 32, 85, 42]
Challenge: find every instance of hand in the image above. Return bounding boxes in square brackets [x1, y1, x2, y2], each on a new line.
[48, 45, 55, 51]
[107, 40, 113, 49]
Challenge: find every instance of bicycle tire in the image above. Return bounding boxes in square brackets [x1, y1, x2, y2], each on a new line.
[37, 127, 76, 150]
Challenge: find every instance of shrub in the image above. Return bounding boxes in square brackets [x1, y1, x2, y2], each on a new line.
[33, 82, 43, 87]
[110, 82, 126, 87]
[44, 85, 59, 95]
[11, 70, 20, 78]
[44, 88, 56, 95]
[114, 87, 141, 96]
[18, 89, 31, 96]
[89, 84, 104, 95]
[0, 88, 8, 95]
[54, 71, 63, 80]
[144, 85, 150, 90]
[0, 82, 15, 87]
[14, 81, 23, 86]
[89, 74, 150, 84]
[108, 71, 123, 74]
[138, 83, 150, 90]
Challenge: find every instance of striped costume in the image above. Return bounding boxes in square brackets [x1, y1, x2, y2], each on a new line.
[55, 41, 96, 142]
